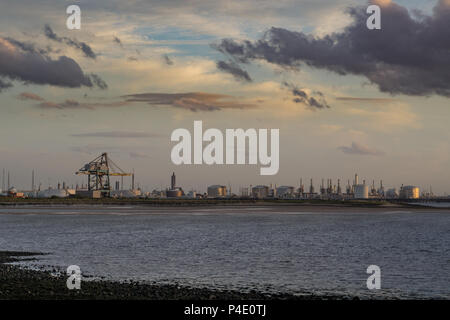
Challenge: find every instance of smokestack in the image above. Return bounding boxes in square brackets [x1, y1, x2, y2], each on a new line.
[7, 171, 10, 190]
[132, 172, 135, 190]
[171, 172, 176, 190]
[2, 168, 5, 191]
[32, 170, 35, 191]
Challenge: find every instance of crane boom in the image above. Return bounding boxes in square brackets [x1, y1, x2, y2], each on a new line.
[75, 152, 133, 196]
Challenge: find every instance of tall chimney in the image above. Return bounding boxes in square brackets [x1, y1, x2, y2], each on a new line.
[171, 172, 176, 190]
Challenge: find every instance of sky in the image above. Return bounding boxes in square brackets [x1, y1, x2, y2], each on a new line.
[0, 0, 449, 194]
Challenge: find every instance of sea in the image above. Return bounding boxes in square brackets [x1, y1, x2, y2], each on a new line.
[0, 205, 449, 299]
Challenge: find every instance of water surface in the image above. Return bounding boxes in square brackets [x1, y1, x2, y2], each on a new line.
[0, 205, 448, 299]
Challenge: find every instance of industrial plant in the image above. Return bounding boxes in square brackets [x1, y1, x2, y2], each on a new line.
[0, 153, 436, 201]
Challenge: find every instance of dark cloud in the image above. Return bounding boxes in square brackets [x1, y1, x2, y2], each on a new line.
[283, 82, 330, 109]
[44, 24, 97, 59]
[163, 54, 174, 65]
[338, 142, 385, 156]
[71, 131, 163, 138]
[4, 37, 51, 55]
[123, 92, 256, 112]
[89, 74, 108, 90]
[214, 0, 450, 97]
[0, 79, 13, 92]
[0, 37, 105, 89]
[113, 36, 123, 48]
[216, 60, 252, 82]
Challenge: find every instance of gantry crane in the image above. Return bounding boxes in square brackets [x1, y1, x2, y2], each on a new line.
[75, 152, 133, 197]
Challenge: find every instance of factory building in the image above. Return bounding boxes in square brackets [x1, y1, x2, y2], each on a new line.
[276, 186, 295, 198]
[385, 188, 399, 199]
[252, 185, 269, 199]
[38, 188, 69, 198]
[240, 187, 249, 197]
[166, 172, 184, 198]
[399, 186, 420, 199]
[207, 185, 227, 198]
[7, 187, 24, 198]
[354, 184, 369, 199]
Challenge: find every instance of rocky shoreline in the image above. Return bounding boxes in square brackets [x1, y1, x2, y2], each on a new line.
[0, 251, 353, 300]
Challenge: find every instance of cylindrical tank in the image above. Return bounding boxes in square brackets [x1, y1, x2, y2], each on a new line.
[207, 185, 227, 197]
[354, 184, 369, 199]
[399, 186, 420, 199]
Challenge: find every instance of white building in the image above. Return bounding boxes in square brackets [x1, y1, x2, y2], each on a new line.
[354, 184, 369, 199]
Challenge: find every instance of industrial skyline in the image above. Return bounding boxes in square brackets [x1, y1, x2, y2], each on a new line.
[0, 158, 432, 199]
[1, 0, 450, 194]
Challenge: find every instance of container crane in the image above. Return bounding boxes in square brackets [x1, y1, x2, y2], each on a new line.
[75, 152, 133, 197]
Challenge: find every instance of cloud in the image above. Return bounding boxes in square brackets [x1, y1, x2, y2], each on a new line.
[18, 90, 253, 113]
[0, 79, 12, 92]
[71, 131, 163, 138]
[113, 36, 123, 48]
[163, 54, 174, 65]
[123, 92, 256, 112]
[129, 151, 150, 159]
[283, 82, 330, 109]
[4, 37, 52, 55]
[37, 99, 128, 110]
[89, 73, 108, 90]
[216, 60, 252, 82]
[0, 37, 106, 90]
[336, 97, 397, 103]
[338, 142, 385, 156]
[17, 92, 44, 101]
[214, 0, 450, 97]
[44, 24, 97, 59]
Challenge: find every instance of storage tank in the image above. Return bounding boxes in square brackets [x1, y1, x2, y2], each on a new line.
[166, 189, 184, 198]
[399, 186, 420, 199]
[207, 185, 227, 198]
[354, 184, 369, 199]
[276, 186, 295, 198]
[252, 185, 269, 199]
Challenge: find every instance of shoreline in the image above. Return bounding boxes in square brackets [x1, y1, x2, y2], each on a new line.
[0, 197, 447, 210]
[0, 251, 353, 300]
[0, 202, 449, 216]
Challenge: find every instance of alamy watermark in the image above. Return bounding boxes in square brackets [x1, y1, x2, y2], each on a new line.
[66, 265, 82, 290]
[66, 5, 81, 30]
[367, 5, 381, 30]
[366, 265, 381, 290]
[171, 121, 279, 175]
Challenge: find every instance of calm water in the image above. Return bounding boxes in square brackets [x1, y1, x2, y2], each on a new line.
[0, 205, 449, 299]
